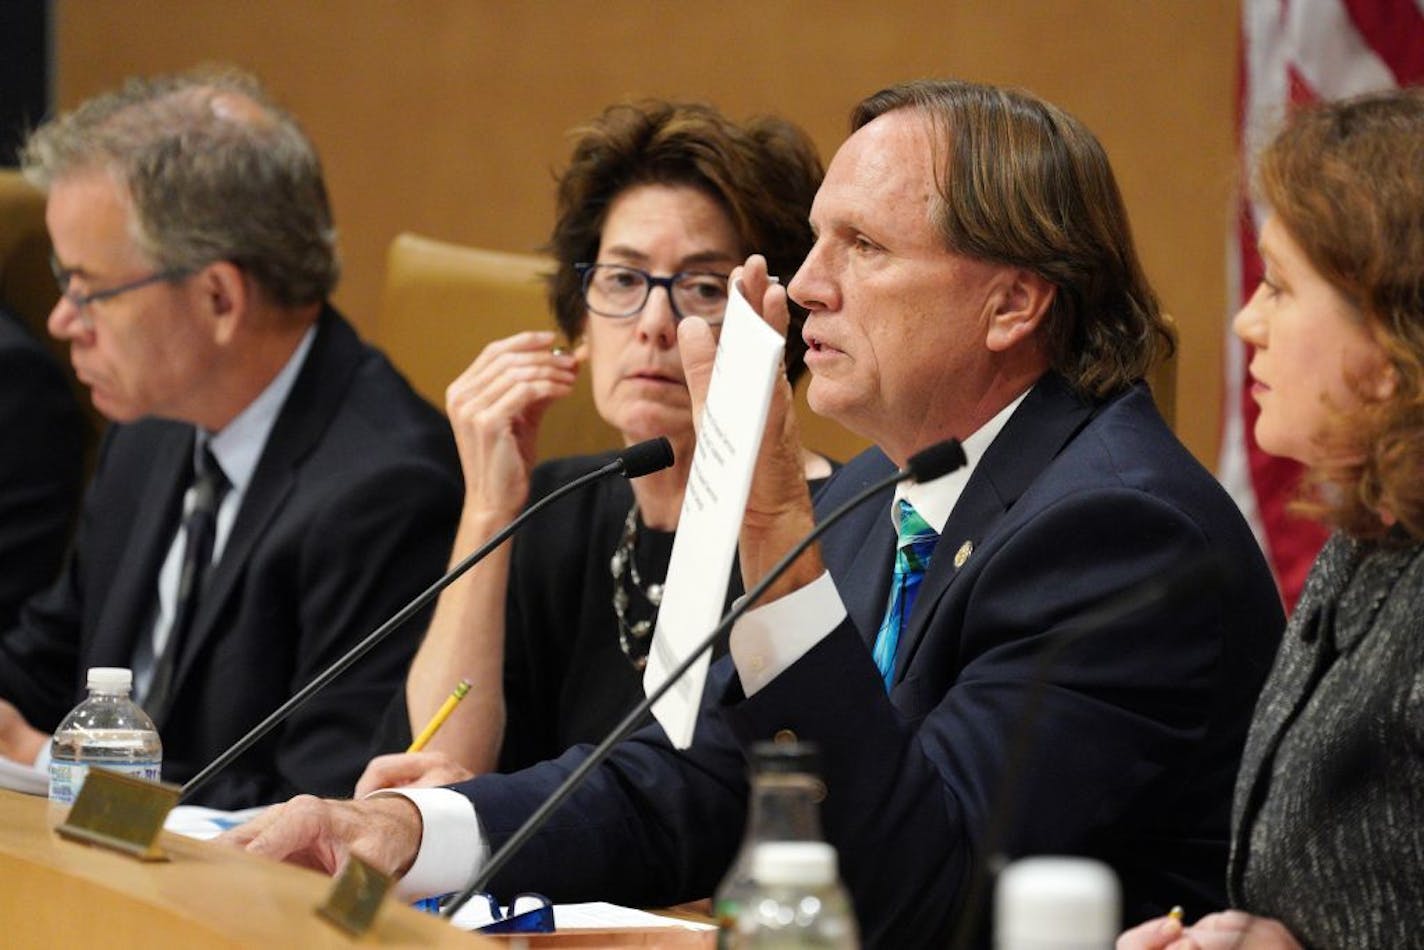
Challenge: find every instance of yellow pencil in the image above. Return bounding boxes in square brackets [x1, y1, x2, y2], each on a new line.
[1168, 905, 1185, 923]
[407, 679, 472, 752]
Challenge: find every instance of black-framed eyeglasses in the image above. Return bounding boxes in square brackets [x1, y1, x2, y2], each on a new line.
[50, 254, 193, 324]
[575, 262, 730, 324]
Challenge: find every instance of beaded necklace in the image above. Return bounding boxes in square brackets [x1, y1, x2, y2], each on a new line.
[610, 501, 664, 670]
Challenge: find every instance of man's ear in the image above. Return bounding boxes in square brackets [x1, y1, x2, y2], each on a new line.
[197, 261, 249, 344]
[985, 269, 1055, 353]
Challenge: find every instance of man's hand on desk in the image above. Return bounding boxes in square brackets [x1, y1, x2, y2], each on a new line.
[218, 794, 421, 879]
[355, 750, 475, 798]
[0, 698, 49, 765]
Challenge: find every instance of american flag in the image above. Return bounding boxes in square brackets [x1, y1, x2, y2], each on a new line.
[1218, 0, 1424, 610]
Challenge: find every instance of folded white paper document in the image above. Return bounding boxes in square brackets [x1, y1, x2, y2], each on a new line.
[642, 279, 784, 748]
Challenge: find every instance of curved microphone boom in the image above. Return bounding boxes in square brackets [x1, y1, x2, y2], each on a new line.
[180, 436, 676, 801]
[442, 438, 967, 918]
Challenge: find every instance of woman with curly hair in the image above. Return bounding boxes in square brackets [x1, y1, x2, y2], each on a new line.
[1120, 87, 1424, 950]
[364, 101, 825, 787]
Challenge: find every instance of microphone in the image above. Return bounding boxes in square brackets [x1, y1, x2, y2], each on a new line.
[618, 437, 676, 479]
[441, 437, 967, 919]
[180, 436, 676, 801]
[947, 551, 1229, 949]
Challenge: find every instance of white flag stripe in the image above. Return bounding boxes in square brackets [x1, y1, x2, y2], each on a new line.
[1285, 0, 1396, 97]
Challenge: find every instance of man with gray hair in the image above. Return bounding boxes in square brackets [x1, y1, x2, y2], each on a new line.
[0, 69, 461, 808]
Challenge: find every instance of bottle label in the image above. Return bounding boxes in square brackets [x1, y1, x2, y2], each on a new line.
[48, 760, 162, 805]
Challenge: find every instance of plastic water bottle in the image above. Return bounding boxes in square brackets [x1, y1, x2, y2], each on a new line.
[715, 741, 859, 948]
[730, 841, 858, 947]
[48, 667, 163, 804]
[994, 856, 1120, 949]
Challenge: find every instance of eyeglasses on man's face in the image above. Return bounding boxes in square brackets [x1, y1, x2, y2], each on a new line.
[50, 254, 193, 327]
[575, 262, 731, 325]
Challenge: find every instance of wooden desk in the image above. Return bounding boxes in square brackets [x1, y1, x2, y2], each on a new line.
[0, 789, 714, 947]
[0, 789, 484, 947]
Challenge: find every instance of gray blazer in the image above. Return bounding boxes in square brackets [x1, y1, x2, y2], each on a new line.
[1229, 532, 1424, 949]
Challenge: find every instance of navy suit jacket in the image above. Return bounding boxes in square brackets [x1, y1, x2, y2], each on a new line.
[0, 307, 462, 808]
[454, 374, 1284, 947]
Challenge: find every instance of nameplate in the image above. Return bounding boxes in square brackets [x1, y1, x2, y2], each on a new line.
[54, 767, 180, 861]
[317, 855, 393, 936]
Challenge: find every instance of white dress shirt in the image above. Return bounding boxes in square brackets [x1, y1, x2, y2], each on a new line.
[131, 327, 317, 701]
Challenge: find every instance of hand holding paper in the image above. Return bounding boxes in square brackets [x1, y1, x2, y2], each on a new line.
[648, 265, 784, 747]
[647, 256, 824, 749]
[678, 255, 821, 600]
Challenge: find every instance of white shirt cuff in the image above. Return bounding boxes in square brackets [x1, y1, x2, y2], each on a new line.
[373, 786, 487, 899]
[729, 571, 847, 696]
[32, 738, 52, 772]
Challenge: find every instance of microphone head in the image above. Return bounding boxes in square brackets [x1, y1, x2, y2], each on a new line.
[907, 439, 967, 483]
[618, 437, 675, 479]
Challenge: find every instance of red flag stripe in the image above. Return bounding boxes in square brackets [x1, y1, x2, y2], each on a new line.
[1340, 0, 1424, 81]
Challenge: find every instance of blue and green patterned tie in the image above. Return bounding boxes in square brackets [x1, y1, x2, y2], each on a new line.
[871, 499, 939, 691]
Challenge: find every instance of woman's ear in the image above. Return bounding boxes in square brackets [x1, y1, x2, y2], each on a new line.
[1370, 358, 1399, 402]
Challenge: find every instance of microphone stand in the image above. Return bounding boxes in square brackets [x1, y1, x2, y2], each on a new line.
[182, 440, 672, 801]
[442, 440, 965, 918]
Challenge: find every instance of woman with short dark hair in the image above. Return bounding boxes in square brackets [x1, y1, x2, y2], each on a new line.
[366, 101, 825, 785]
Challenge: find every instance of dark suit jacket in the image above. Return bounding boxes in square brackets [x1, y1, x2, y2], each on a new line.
[0, 307, 84, 631]
[1228, 534, 1424, 949]
[0, 307, 462, 808]
[454, 375, 1284, 947]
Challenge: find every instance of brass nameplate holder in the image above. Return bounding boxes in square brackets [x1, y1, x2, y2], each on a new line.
[317, 855, 393, 936]
[54, 767, 180, 861]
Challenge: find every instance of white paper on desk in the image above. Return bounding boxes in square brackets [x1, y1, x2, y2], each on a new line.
[449, 899, 714, 932]
[643, 279, 784, 748]
[164, 804, 270, 840]
[0, 755, 48, 795]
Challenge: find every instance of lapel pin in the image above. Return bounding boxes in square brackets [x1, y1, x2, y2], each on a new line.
[953, 540, 973, 569]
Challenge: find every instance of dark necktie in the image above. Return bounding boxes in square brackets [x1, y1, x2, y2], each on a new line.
[871, 499, 938, 691]
[145, 444, 229, 725]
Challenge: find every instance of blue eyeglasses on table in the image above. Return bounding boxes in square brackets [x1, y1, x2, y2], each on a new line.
[412, 891, 554, 933]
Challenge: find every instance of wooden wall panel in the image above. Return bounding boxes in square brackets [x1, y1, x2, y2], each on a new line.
[55, 0, 1237, 465]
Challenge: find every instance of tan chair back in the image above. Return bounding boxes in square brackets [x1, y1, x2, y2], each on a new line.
[376, 233, 616, 459]
[0, 170, 102, 467]
[0, 170, 60, 348]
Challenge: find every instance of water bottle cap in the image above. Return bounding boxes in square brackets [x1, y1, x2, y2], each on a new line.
[86, 667, 133, 691]
[994, 856, 1120, 946]
[750, 841, 838, 886]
